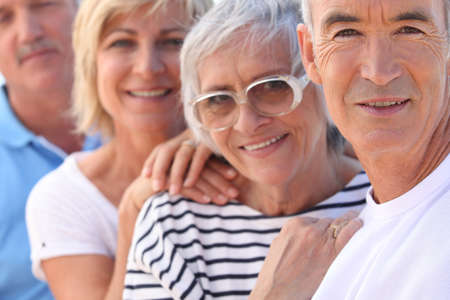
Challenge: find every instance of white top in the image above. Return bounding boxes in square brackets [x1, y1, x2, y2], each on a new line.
[313, 155, 450, 300]
[26, 152, 118, 281]
[124, 172, 370, 300]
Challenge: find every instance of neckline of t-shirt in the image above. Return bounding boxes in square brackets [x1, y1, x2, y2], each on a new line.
[65, 152, 118, 213]
[363, 154, 450, 221]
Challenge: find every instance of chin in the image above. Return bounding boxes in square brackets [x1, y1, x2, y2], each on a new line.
[251, 169, 291, 186]
[354, 131, 414, 156]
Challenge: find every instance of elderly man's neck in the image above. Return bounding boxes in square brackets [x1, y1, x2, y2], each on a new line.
[358, 117, 449, 204]
[7, 84, 84, 154]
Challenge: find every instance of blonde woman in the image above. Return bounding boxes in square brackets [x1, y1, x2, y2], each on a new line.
[26, 1, 215, 300]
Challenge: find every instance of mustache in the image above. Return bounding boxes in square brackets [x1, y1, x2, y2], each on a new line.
[16, 39, 59, 65]
[344, 76, 421, 103]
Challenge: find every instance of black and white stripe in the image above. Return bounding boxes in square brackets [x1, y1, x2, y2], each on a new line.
[124, 172, 370, 300]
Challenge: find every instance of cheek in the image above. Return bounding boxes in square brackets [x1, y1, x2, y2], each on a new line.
[316, 44, 359, 100]
[163, 53, 181, 85]
[96, 57, 123, 109]
[0, 36, 16, 67]
[211, 131, 230, 155]
[97, 56, 123, 89]
[398, 42, 448, 103]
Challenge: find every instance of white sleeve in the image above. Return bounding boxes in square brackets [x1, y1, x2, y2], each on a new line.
[26, 167, 111, 281]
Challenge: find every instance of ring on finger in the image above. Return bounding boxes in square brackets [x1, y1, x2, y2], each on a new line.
[329, 222, 347, 239]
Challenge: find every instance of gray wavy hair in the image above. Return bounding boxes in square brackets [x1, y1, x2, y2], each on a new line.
[181, 0, 344, 154]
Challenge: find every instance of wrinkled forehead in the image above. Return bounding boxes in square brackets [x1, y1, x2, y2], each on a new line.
[310, 0, 447, 31]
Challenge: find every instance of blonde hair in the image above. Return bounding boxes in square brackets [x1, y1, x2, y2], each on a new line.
[72, 0, 212, 138]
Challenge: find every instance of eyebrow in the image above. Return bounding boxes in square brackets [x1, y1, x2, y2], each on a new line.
[105, 27, 186, 37]
[202, 83, 233, 93]
[323, 8, 431, 31]
[323, 13, 361, 30]
[202, 68, 290, 93]
[390, 10, 430, 23]
[106, 28, 136, 36]
[160, 27, 187, 35]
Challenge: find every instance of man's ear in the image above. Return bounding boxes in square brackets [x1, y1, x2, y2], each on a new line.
[297, 24, 322, 85]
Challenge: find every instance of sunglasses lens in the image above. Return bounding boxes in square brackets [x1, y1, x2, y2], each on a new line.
[247, 79, 294, 115]
[194, 94, 238, 130]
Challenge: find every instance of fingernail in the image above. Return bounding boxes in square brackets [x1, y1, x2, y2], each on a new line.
[169, 184, 180, 195]
[152, 179, 163, 191]
[217, 195, 228, 203]
[183, 178, 193, 187]
[141, 167, 150, 177]
[202, 195, 211, 203]
[227, 188, 239, 198]
[226, 169, 237, 178]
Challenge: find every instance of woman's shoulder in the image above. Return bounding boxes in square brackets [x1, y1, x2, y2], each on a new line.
[137, 192, 224, 224]
[138, 193, 263, 224]
[27, 151, 107, 215]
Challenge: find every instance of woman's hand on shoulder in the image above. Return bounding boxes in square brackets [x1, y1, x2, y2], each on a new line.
[140, 128, 239, 205]
[249, 211, 363, 300]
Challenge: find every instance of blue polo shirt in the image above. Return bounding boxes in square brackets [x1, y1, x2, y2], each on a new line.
[0, 86, 100, 300]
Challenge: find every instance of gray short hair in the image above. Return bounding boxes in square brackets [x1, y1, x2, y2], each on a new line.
[302, 0, 450, 40]
[301, 0, 313, 34]
[181, 0, 343, 153]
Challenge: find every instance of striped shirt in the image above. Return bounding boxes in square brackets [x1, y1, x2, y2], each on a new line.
[124, 172, 370, 300]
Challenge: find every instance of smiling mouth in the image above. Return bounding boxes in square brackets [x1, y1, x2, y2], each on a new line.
[241, 134, 288, 151]
[127, 89, 172, 98]
[360, 99, 410, 107]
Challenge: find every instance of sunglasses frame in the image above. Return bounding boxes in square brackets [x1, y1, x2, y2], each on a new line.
[191, 74, 310, 132]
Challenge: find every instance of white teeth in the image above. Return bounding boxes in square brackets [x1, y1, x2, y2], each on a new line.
[365, 101, 406, 107]
[243, 134, 285, 151]
[129, 90, 169, 97]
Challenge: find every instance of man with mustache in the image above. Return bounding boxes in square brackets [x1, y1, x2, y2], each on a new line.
[251, 0, 449, 299]
[0, 1, 99, 299]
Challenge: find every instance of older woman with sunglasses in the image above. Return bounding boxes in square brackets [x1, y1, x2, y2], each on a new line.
[124, 0, 370, 299]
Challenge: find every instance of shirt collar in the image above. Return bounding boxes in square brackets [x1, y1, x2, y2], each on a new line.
[0, 85, 36, 148]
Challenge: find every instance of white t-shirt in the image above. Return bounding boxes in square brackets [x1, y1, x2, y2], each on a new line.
[313, 155, 450, 300]
[26, 152, 118, 281]
[124, 172, 370, 300]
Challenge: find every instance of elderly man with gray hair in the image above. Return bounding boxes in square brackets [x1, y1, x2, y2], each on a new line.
[251, 0, 449, 299]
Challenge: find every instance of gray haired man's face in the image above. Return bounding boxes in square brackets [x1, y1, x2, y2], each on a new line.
[0, 0, 77, 91]
[300, 0, 449, 157]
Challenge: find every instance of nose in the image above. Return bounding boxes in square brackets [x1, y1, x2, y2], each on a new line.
[134, 45, 166, 78]
[232, 103, 272, 134]
[17, 10, 44, 43]
[360, 35, 402, 86]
